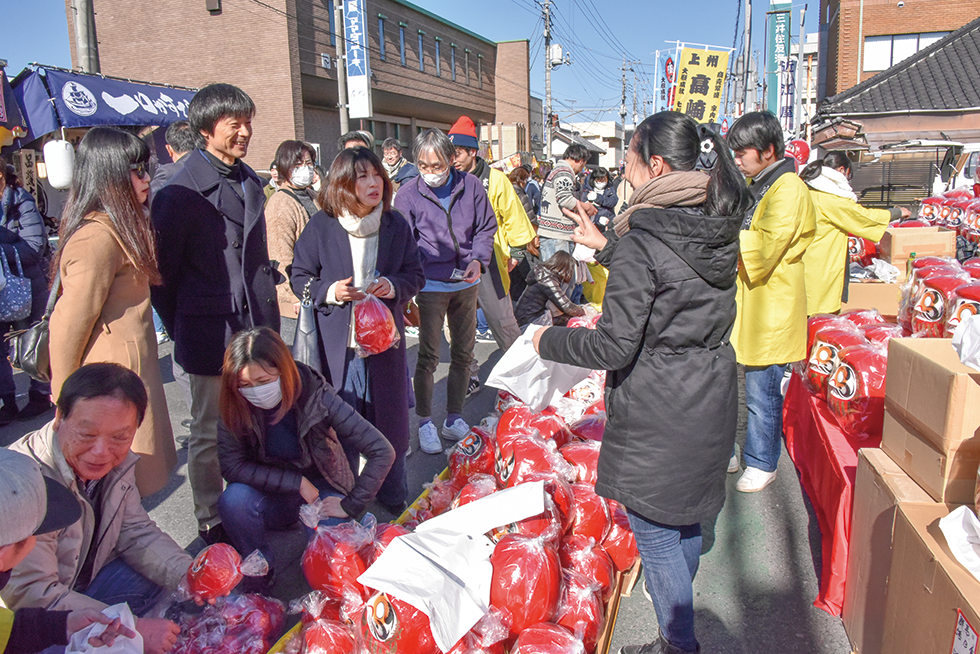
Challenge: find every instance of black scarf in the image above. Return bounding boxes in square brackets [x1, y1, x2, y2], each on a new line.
[202, 149, 246, 202]
[741, 156, 797, 230]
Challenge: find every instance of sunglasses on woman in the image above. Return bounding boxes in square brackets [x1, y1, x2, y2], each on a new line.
[130, 161, 151, 179]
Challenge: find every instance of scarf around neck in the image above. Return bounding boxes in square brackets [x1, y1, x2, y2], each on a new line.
[338, 202, 383, 238]
[806, 165, 858, 201]
[613, 170, 709, 237]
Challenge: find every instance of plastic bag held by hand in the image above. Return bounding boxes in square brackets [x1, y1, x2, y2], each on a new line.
[184, 544, 268, 600]
[354, 294, 399, 357]
[66, 603, 143, 654]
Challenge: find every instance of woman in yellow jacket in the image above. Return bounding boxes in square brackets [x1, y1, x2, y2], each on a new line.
[800, 152, 907, 315]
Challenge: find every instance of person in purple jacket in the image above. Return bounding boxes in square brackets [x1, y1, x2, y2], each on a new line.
[393, 129, 497, 456]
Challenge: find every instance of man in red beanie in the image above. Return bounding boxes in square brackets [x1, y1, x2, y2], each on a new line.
[448, 116, 537, 395]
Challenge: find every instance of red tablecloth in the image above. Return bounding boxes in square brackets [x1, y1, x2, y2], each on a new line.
[782, 372, 882, 617]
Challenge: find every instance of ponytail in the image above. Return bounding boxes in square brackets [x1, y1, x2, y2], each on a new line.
[799, 151, 851, 183]
[799, 161, 823, 182]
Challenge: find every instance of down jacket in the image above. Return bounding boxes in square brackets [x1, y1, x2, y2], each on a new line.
[2, 422, 192, 612]
[514, 264, 585, 328]
[539, 205, 741, 526]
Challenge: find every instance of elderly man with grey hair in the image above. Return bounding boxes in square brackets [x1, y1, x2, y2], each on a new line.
[392, 128, 497, 456]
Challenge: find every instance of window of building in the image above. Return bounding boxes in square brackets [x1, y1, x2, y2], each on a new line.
[418, 31, 425, 72]
[378, 15, 386, 60]
[451, 44, 457, 81]
[327, 0, 336, 47]
[863, 32, 950, 72]
[435, 38, 442, 77]
[464, 48, 471, 85]
[399, 23, 407, 66]
[477, 54, 483, 89]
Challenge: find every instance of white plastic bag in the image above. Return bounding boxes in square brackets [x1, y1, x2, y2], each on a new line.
[66, 603, 143, 654]
[487, 325, 592, 412]
[952, 313, 980, 372]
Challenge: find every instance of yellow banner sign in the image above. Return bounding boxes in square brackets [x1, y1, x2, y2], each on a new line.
[673, 48, 729, 124]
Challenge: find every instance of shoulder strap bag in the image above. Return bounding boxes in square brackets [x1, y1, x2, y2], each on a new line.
[291, 278, 323, 373]
[6, 270, 59, 383]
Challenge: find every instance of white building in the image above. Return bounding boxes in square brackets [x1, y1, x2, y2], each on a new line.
[561, 120, 624, 170]
[791, 33, 820, 139]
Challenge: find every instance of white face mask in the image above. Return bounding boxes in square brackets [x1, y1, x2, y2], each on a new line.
[594, 181, 607, 190]
[291, 165, 315, 188]
[312, 179, 322, 193]
[422, 169, 451, 188]
[239, 378, 282, 410]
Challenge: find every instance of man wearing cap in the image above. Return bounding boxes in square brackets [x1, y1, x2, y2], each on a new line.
[448, 116, 537, 392]
[0, 448, 137, 654]
[1, 363, 198, 654]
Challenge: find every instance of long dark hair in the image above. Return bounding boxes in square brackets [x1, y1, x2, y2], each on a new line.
[321, 146, 392, 216]
[54, 127, 160, 284]
[631, 112, 751, 217]
[800, 151, 852, 183]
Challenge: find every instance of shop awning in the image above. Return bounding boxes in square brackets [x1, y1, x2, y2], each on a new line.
[10, 65, 197, 145]
[0, 68, 28, 148]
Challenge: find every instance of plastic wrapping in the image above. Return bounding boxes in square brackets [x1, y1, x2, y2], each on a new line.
[452, 473, 499, 509]
[900, 260, 963, 331]
[848, 236, 878, 267]
[827, 343, 888, 440]
[838, 309, 886, 328]
[563, 377, 604, 407]
[184, 544, 268, 601]
[400, 508, 434, 531]
[372, 523, 411, 562]
[449, 426, 498, 491]
[553, 569, 604, 654]
[302, 519, 376, 601]
[558, 535, 615, 602]
[357, 591, 438, 654]
[858, 322, 904, 345]
[806, 315, 844, 363]
[495, 434, 576, 488]
[602, 500, 638, 573]
[171, 594, 285, 654]
[354, 295, 400, 357]
[494, 391, 524, 416]
[418, 475, 455, 516]
[568, 412, 606, 442]
[510, 623, 585, 654]
[945, 282, 980, 337]
[512, 493, 565, 545]
[963, 257, 980, 278]
[568, 483, 611, 544]
[804, 322, 867, 396]
[302, 619, 355, 654]
[560, 441, 600, 485]
[489, 535, 563, 637]
[918, 196, 944, 222]
[911, 274, 970, 337]
[525, 471, 575, 534]
[527, 411, 573, 447]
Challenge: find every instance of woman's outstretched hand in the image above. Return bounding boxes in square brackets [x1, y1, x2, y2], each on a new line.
[563, 205, 608, 252]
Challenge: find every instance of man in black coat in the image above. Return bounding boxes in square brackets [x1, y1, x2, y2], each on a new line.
[151, 84, 280, 543]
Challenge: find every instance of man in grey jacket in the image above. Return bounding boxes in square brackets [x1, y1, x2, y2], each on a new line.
[1, 363, 197, 654]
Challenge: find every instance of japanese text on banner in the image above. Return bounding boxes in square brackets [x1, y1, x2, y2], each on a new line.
[672, 48, 729, 124]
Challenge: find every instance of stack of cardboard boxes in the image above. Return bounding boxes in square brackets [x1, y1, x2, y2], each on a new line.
[842, 226, 956, 316]
[843, 338, 980, 653]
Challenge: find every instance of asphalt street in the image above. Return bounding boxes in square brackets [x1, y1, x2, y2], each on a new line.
[0, 324, 852, 653]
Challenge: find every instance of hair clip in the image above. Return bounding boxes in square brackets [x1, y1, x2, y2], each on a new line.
[700, 138, 715, 154]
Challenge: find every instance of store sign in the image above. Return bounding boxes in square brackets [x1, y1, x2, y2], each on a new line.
[344, 0, 373, 119]
[776, 56, 797, 132]
[45, 69, 194, 128]
[767, 0, 792, 113]
[673, 48, 729, 124]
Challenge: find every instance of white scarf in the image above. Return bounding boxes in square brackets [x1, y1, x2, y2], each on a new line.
[806, 165, 858, 201]
[338, 203, 383, 237]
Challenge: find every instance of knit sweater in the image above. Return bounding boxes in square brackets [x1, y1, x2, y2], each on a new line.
[537, 161, 581, 240]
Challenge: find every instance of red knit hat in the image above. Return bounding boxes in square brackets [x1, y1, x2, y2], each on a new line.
[448, 116, 479, 149]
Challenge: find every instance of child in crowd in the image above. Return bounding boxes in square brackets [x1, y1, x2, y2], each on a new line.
[514, 251, 586, 328]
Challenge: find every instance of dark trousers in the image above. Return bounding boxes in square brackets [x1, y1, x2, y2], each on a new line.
[414, 285, 479, 418]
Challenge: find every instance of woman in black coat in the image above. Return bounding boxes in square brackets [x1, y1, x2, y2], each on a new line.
[290, 147, 425, 512]
[533, 113, 752, 654]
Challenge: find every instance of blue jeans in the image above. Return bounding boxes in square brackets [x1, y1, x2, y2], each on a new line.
[743, 364, 787, 473]
[476, 308, 489, 333]
[628, 511, 702, 652]
[217, 480, 345, 570]
[83, 558, 165, 617]
[538, 236, 574, 261]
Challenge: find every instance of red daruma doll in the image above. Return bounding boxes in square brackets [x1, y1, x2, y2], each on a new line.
[848, 236, 877, 267]
[918, 197, 944, 223]
[804, 324, 867, 396]
[354, 294, 400, 356]
[911, 274, 968, 337]
[945, 282, 980, 337]
[184, 543, 268, 601]
[489, 534, 562, 637]
[827, 344, 888, 440]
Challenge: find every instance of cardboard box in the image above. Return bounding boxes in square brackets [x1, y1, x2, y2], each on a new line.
[881, 502, 980, 653]
[881, 409, 980, 504]
[842, 281, 901, 316]
[884, 338, 980, 453]
[843, 449, 936, 654]
[879, 226, 956, 263]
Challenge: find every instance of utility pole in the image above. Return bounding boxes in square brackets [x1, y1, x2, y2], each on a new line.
[544, 0, 553, 160]
[631, 64, 640, 126]
[794, 4, 807, 137]
[742, 0, 752, 112]
[334, 1, 349, 134]
[72, 0, 100, 73]
[620, 55, 628, 132]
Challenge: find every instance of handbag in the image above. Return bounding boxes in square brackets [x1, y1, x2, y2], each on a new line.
[6, 270, 59, 383]
[0, 247, 32, 322]
[291, 278, 322, 373]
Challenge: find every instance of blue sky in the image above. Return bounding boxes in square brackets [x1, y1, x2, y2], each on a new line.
[3, 0, 817, 125]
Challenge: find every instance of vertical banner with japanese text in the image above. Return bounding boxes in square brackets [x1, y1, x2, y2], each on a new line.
[776, 57, 797, 132]
[655, 50, 678, 115]
[673, 48, 729, 124]
[767, 0, 792, 114]
[344, 0, 373, 119]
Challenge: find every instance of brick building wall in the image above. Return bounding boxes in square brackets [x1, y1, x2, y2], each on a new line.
[494, 40, 531, 151]
[821, 0, 979, 96]
[67, 0, 302, 169]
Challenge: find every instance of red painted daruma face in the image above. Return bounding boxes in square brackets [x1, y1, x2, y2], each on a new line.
[827, 345, 888, 440]
[913, 275, 968, 337]
[945, 282, 980, 337]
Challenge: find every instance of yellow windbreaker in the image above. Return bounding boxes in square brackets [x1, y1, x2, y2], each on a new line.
[487, 167, 536, 294]
[803, 190, 891, 315]
[732, 172, 816, 366]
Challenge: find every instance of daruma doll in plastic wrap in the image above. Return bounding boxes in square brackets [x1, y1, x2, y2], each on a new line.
[510, 623, 585, 654]
[917, 196, 944, 223]
[804, 324, 867, 395]
[359, 591, 438, 654]
[847, 235, 877, 267]
[489, 534, 562, 637]
[448, 425, 496, 490]
[827, 344, 888, 440]
[911, 274, 968, 337]
[945, 282, 980, 337]
[963, 256, 980, 279]
[354, 294, 399, 356]
[184, 543, 271, 601]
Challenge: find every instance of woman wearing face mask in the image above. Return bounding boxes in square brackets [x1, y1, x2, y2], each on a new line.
[265, 140, 320, 317]
[392, 129, 497, 457]
[581, 167, 619, 232]
[48, 126, 177, 497]
[216, 326, 394, 588]
[290, 147, 424, 514]
[533, 112, 752, 654]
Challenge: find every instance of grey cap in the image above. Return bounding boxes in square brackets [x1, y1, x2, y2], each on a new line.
[0, 448, 81, 546]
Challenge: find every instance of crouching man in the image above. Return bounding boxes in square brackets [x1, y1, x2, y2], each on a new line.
[1, 363, 195, 654]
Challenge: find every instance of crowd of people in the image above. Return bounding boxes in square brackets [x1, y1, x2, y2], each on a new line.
[0, 79, 902, 654]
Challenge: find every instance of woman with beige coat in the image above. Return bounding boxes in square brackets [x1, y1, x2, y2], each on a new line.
[49, 127, 176, 497]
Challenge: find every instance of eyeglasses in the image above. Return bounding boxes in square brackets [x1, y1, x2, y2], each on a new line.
[417, 161, 448, 174]
[130, 162, 151, 179]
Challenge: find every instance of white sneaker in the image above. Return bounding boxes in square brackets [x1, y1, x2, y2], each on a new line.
[727, 454, 740, 474]
[418, 422, 443, 454]
[442, 418, 470, 441]
[736, 467, 777, 493]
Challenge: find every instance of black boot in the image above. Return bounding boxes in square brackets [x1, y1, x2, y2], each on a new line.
[0, 394, 19, 425]
[17, 391, 54, 421]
